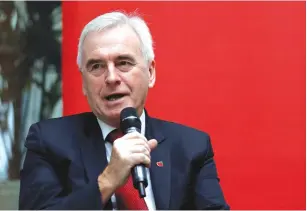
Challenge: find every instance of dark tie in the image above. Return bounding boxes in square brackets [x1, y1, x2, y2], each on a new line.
[106, 129, 149, 210]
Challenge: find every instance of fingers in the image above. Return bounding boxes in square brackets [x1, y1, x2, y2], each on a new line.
[132, 153, 151, 167]
[115, 133, 158, 153]
[116, 132, 151, 151]
[129, 141, 157, 167]
[130, 145, 150, 155]
[148, 139, 158, 150]
[106, 133, 157, 188]
[111, 132, 158, 168]
[129, 146, 151, 164]
[122, 131, 147, 142]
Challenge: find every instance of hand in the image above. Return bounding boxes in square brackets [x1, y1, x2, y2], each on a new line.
[98, 132, 158, 192]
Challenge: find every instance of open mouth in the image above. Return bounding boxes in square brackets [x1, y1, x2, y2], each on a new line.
[105, 93, 126, 101]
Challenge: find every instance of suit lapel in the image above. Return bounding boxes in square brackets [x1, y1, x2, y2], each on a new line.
[145, 113, 171, 210]
[78, 113, 108, 183]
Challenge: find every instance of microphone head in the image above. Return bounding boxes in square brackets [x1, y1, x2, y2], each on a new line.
[120, 107, 141, 134]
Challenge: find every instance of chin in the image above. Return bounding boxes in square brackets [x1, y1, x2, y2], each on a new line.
[98, 102, 136, 120]
[101, 112, 120, 127]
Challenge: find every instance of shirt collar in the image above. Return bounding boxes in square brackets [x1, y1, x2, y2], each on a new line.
[97, 109, 146, 140]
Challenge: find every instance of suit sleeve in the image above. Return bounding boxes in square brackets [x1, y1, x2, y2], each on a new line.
[194, 135, 230, 210]
[19, 123, 106, 210]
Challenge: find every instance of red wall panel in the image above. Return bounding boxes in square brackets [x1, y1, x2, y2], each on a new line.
[62, 2, 306, 209]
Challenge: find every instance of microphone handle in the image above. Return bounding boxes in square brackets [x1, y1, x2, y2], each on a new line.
[131, 165, 147, 198]
[124, 127, 148, 198]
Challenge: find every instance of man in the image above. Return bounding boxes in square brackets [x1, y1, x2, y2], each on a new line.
[19, 11, 229, 210]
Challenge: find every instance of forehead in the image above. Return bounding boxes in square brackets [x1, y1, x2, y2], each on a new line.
[82, 25, 142, 61]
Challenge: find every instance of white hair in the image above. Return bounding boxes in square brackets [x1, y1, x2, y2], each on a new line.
[77, 11, 155, 70]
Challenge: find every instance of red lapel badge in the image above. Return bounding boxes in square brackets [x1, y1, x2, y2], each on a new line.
[156, 161, 164, 167]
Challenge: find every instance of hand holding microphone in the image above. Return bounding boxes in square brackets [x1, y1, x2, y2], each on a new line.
[100, 107, 157, 198]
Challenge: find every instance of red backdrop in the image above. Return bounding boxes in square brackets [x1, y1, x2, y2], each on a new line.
[62, 2, 306, 209]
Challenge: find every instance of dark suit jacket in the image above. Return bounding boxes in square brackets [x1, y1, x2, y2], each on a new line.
[19, 111, 229, 210]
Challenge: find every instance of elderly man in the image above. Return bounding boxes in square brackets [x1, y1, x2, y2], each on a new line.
[19, 11, 229, 210]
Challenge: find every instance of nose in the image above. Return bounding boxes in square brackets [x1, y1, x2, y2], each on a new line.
[105, 63, 121, 86]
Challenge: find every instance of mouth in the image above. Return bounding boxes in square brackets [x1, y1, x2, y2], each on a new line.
[105, 93, 126, 101]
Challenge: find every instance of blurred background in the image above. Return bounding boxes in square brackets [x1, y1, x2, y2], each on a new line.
[0, 1, 62, 209]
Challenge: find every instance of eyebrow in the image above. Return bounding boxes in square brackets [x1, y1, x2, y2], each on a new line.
[116, 54, 136, 62]
[85, 54, 136, 69]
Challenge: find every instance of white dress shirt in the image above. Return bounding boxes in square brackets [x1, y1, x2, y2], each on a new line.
[97, 110, 156, 210]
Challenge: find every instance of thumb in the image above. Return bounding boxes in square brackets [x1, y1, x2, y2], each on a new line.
[148, 139, 158, 150]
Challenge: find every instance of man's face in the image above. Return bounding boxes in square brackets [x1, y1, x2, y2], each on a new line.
[81, 24, 155, 127]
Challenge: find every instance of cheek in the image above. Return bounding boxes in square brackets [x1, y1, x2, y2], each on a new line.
[85, 77, 104, 95]
[130, 74, 150, 95]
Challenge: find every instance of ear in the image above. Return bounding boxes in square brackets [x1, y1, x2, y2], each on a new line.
[148, 60, 156, 88]
[81, 72, 87, 96]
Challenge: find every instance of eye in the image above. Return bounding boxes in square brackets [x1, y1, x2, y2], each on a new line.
[92, 63, 101, 69]
[90, 63, 104, 71]
[116, 60, 134, 71]
[118, 61, 132, 66]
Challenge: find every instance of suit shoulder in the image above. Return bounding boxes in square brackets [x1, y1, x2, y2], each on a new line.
[149, 117, 213, 157]
[25, 112, 94, 155]
[34, 112, 93, 129]
[150, 117, 210, 140]
[27, 112, 94, 145]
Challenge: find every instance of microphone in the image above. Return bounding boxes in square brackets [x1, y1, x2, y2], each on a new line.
[120, 107, 148, 198]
